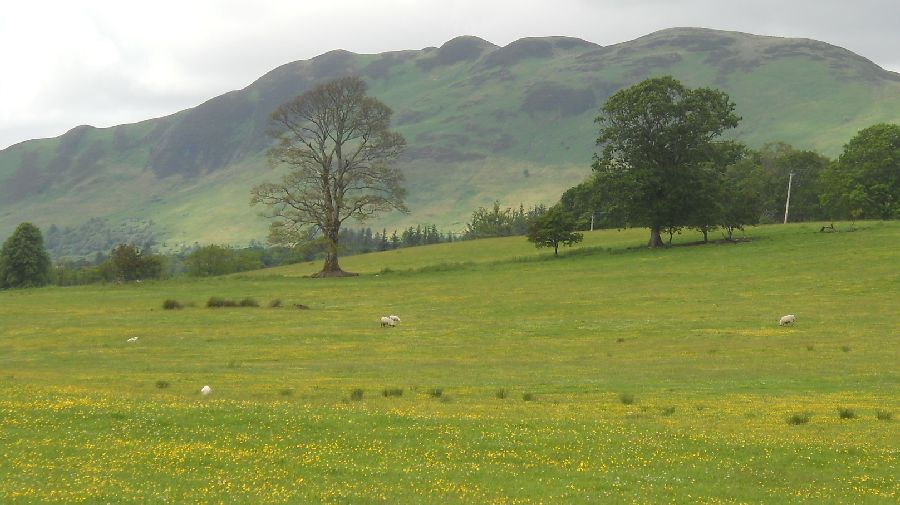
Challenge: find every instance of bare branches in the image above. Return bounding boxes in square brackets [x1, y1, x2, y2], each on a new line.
[251, 76, 407, 272]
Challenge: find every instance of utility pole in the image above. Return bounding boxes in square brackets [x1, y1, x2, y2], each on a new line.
[783, 171, 795, 224]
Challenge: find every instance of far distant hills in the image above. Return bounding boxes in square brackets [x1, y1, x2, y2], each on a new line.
[1, 27, 899, 252]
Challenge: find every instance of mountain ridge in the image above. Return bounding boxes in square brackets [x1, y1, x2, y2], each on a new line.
[1, 27, 899, 251]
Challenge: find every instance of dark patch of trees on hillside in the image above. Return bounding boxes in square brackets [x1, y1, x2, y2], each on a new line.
[44, 217, 159, 260]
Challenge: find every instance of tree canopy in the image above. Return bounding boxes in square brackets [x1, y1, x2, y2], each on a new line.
[819, 123, 900, 220]
[0, 222, 52, 289]
[593, 76, 741, 247]
[251, 76, 407, 277]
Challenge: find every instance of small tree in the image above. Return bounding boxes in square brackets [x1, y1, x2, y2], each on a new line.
[251, 76, 407, 277]
[108, 243, 162, 281]
[0, 222, 52, 288]
[527, 206, 583, 256]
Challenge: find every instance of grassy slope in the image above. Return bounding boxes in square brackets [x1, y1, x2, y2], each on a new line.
[1, 222, 898, 502]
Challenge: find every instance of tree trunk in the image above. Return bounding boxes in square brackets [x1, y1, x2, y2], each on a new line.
[648, 226, 664, 248]
[313, 230, 358, 278]
[702, 228, 708, 243]
[554, 242, 559, 256]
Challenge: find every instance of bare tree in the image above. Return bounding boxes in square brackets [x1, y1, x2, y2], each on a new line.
[251, 76, 407, 277]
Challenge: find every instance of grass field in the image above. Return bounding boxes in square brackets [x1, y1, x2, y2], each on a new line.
[1, 222, 898, 503]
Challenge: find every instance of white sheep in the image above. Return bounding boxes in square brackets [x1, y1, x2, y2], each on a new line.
[389, 315, 400, 324]
[779, 314, 796, 326]
[127, 336, 139, 343]
[380, 316, 395, 327]
[200, 385, 211, 395]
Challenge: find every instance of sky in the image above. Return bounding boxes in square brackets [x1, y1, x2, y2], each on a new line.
[1, 0, 898, 150]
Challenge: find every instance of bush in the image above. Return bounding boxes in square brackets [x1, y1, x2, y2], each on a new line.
[838, 408, 856, 419]
[239, 297, 259, 307]
[787, 413, 811, 425]
[206, 297, 245, 308]
[162, 299, 183, 310]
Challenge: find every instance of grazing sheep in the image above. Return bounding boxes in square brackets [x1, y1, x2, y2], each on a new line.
[389, 315, 400, 324]
[779, 314, 796, 326]
[380, 316, 394, 327]
[200, 385, 211, 395]
[127, 336, 139, 343]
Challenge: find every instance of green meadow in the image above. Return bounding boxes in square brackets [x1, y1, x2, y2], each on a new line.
[1, 222, 898, 503]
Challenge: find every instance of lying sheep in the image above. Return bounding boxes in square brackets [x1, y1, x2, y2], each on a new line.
[779, 314, 796, 326]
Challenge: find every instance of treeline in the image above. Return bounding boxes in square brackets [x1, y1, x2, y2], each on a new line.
[560, 132, 899, 243]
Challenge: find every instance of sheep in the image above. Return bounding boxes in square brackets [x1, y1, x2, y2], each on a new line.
[200, 385, 211, 396]
[127, 336, 139, 343]
[389, 315, 400, 324]
[779, 314, 796, 326]
[380, 316, 395, 327]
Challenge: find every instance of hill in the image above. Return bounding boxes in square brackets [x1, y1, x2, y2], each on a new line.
[1, 221, 898, 501]
[1, 27, 899, 253]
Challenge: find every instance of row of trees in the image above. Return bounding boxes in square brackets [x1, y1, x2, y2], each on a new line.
[552, 76, 899, 247]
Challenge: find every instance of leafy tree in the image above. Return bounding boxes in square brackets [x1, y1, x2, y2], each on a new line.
[819, 123, 900, 220]
[526, 206, 583, 256]
[593, 76, 740, 247]
[0, 222, 52, 288]
[719, 159, 764, 240]
[108, 243, 162, 281]
[251, 76, 407, 277]
[464, 202, 547, 239]
[741, 143, 830, 223]
[185, 244, 237, 277]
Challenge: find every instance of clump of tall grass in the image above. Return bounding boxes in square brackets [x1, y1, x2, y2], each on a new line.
[522, 392, 535, 402]
[350, 388, 364, 401]
[660, 406, 676, 416]
[382, 388, 403, 398]
[787, 413, 811, 425]
[206, 297, 259, 308]
[155, 380, 170, 389]
[162, 299, 183, 310]
[427, 388, 443, 398]
[876, 410, 893, 421]
[838, 408, 856, 419]
[495, 388, 508, 399]
[619, 393, 635, 405]
[207, 297, 234, 308]
[239, 297, 259, 307]
[268, 299, 282, 308]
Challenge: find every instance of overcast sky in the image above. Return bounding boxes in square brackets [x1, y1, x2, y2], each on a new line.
[1, 0, 897, 150]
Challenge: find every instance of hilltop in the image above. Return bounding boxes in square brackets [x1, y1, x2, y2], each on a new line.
[1, 27, 899, 251]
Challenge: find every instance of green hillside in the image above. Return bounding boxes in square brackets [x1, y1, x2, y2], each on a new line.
[2, 28, 899, 250]
[1, 222, 898, 502]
